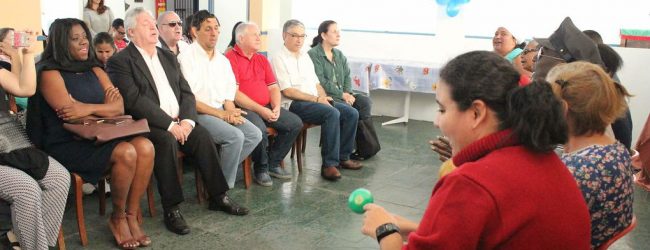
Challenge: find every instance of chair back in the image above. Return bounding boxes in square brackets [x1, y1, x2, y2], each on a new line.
[7, 93, 17, 114]
[596, 215, 637, 250]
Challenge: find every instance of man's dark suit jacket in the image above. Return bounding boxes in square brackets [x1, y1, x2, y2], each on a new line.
[106, 43, 196, 129]
[106, 42, 221, 209]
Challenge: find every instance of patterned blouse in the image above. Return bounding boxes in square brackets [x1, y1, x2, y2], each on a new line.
[562, 142, 634, 248]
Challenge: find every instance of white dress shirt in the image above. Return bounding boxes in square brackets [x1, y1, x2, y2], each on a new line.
[271, 46, 320, 108]
[177, 42, 237, 110]
[134, 45, 194, 130]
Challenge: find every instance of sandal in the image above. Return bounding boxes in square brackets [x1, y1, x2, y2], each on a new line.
[108, 211, 139, 249]
[126, 211, 151, 247]
[3, 230, 20, 250]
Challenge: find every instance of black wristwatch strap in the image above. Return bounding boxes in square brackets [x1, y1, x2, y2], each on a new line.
[376, 223, 400, 244]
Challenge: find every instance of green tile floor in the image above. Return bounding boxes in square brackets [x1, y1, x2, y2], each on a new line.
[59, 117, 649, 249]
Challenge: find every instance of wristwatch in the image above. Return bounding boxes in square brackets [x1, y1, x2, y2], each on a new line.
[375, 223, 400, 244]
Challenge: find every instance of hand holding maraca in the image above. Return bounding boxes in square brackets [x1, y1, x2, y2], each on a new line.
[361, 203, 397, 239]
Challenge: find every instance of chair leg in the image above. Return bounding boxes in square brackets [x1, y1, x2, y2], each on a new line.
[57, 227, 66, 250]
[98, 178, 106, 216]
[72, 174, 88, 246]
[243, 157, 252, 188]
[195, 170, 207, 204]
[176, 156, 184, 186]
[146, 182, 156, 217]
[291, 135, 297, 159]
[296, 133, 303, 174]
[301, 129, 307, 153]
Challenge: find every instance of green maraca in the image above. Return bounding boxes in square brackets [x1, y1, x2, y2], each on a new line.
[348, 188, 374, 214]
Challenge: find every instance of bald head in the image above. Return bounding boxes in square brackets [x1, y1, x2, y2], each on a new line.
[157, 11, 183, 44]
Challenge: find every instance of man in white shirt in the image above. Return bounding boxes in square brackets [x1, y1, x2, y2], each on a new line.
[271, 19, 362, 181]
[107, 7, 249, 236]
[178, 10, 262, 189]
[156, 11, 189, 55]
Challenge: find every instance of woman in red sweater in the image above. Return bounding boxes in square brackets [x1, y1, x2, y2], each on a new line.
[361, 51, 591, 249]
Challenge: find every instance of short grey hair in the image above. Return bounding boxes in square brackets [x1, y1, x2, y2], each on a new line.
[235, 21, 258, 45]
[282, 19, 304, 33]
[157, 11, 179, 28]
[124, 7, 153, 39]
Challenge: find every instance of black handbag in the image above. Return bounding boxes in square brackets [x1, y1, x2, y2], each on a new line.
[353, 117, 381, 160]
[0, 111, 49, 180]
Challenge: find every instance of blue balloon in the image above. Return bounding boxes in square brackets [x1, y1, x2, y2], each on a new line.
[436, 0, 450, 5]
[446, 2, 461, 17]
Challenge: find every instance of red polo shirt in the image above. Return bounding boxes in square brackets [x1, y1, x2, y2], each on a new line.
[225, 45, 276, 106]
[114, 39, 127, 51]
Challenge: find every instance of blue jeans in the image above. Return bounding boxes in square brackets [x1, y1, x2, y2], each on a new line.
[243, 107, 302, 172]
[198, 114, 263, 188]
[289, 101, 358, 167]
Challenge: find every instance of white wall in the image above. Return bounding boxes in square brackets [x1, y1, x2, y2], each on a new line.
[124, 0, 156, 17]
[41, 0, 155, 33]
[213, 0, 248, 52]
[336, 31, 650, 144]
[293, 0, 650, 45]
[614, 47, 650, 143]
[41, 0, 83, 32]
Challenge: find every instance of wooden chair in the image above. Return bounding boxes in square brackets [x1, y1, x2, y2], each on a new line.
[180, 127, 286, 190]
[6, 95, 67, 248]
[57, 227, 66, 250]
[290, 123, 319, 173]
[242, 127, 278, 188]
[595, 215, 637, 250]
[176, 151, 209, 204]
[7, 93, 17, 114]
[71, 173, 155, 246]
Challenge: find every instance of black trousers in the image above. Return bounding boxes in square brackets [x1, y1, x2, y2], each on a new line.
[147, 124, 228, 210]
[352, 94, 372, 120]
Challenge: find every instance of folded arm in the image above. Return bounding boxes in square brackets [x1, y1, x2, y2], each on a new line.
[40, 70, 123, 122]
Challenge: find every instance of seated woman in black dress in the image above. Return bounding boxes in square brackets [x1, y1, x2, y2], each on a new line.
[27, 18, 154, 249]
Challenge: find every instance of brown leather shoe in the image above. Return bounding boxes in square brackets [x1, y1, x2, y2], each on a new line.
[340, 159, 363, 170]
[321, 166, 342, 181]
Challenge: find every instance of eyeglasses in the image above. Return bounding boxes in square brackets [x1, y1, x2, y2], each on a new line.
[163, 21, 183, 28]
[287, 32, 307, 39]
[117, 31, 126, 35]
[535, 47, 565, 63]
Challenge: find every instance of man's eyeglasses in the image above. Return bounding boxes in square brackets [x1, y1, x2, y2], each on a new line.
[163, 21, 183, 28]
[535, 47, 565, 63]
[287, 33, 307, 39]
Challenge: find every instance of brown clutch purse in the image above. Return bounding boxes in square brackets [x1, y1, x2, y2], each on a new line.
[63, 115, 150, 145]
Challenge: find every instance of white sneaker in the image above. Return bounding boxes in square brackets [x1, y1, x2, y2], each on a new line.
[81, 183, 95, 195]
[103, 179, 111, 194]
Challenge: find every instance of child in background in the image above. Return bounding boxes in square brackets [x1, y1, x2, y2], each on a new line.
[93, 32, 115, 68]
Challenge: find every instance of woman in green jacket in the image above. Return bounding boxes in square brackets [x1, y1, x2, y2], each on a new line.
[308, 20, 372, 120]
